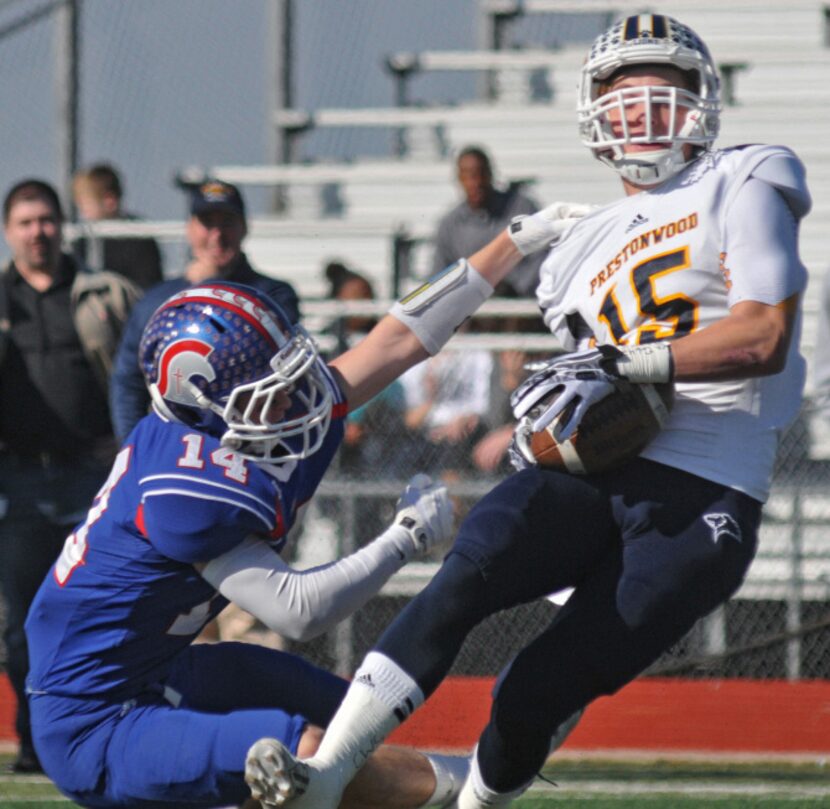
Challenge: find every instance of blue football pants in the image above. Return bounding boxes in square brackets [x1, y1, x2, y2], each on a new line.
[30, 642, 347, 808]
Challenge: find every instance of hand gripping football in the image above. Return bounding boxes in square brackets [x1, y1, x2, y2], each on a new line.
[522, 377, 674, 474]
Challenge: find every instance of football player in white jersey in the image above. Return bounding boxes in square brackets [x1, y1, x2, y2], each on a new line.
[257, 14, 812, 809]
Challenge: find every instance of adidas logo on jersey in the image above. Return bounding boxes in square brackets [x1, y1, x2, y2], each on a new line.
[625, 213, 649, 233]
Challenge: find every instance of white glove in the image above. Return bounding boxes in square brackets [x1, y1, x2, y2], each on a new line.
[511, 366, 615, 442]
[393, 474, 454, 559]
[531, 344, 673, 384]
[507, 201, 596, 256]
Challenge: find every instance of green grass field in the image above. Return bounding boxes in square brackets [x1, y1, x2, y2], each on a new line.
[2, 754, 830, 807]
[520, 758, 830, 807]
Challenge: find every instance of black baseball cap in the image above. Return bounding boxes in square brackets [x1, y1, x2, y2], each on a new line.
[190, 180, 246, 218]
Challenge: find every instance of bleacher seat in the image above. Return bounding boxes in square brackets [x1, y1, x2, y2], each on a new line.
[176, 0, 829, 361]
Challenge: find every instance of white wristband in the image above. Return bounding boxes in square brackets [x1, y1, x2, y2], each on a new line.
[389, 259, 494, 355]
[616, 343, 674, 383]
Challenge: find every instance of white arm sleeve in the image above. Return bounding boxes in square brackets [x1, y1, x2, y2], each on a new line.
[200, 527, 413, 642]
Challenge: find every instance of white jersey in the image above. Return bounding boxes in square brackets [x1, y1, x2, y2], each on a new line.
[537, 145, 810, 502]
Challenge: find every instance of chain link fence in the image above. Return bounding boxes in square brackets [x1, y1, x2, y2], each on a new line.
[1, 311, 828, 685]
[256, 310, 830, 683]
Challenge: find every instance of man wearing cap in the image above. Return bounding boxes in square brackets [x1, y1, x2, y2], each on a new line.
[109, 180, 300, 442]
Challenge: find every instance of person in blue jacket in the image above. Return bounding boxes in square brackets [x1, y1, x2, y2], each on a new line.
[110, 179, 299, 442]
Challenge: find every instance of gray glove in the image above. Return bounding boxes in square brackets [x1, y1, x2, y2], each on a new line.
[393, 474, 454, 559]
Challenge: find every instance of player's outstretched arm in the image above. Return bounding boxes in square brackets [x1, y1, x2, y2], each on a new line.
[331, 202, 592, 412]
[197, 475, 453, 642]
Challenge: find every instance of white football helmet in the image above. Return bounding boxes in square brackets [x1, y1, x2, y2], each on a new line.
[578, 14, 721, 187]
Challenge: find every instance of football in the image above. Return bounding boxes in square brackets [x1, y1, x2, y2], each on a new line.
[527, 377, 674, 474]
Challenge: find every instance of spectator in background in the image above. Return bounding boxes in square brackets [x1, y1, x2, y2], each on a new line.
[470, 283, 556, 476]
[322, 261, 409, 479]
[431, 145, 545, 297]
[469, 348, 525, 474]
[109, 179, 301, 443]
[323, 260, 378, 353]
[400, 322, 493, 479]
[0, 179, 134, 773]
[72, 162, 164, 290]
[400, 280, 553, 480]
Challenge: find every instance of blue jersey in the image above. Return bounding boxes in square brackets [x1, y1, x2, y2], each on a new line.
[25, 367, 345, 702]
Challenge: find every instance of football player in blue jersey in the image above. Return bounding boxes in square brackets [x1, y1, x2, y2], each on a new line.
[24, 280, 478, 809]
[22, 210, 585, 809]
[263, 14, 813, 809]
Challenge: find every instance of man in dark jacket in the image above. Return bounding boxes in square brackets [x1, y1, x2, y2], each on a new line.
[72, 162, 164, 290]
[109, 180, 300, 442]
[0, 179, 125, 773]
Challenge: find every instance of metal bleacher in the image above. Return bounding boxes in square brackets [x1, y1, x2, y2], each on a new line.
[179, 0, 830, 335]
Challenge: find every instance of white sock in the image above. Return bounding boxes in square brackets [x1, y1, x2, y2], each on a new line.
[312, 651, 424, 781]
[457, 748, 532, 809]
[420, 753, 470, 808]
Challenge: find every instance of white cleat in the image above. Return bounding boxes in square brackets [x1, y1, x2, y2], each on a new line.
[245, 738, 309, 807]
[245, 738, 344, 809]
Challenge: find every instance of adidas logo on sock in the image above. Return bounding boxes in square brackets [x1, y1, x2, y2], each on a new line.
[356, 672, 374, 688]
[625, 213, 648, 232]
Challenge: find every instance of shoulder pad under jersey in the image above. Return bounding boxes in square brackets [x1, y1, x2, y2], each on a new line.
[750, 147, 812, 219]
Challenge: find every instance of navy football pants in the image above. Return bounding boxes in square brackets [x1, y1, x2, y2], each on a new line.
[377, 459, 760, 791]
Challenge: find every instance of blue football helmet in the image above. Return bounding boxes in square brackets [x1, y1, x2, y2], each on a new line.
[139, 282, 332, 463]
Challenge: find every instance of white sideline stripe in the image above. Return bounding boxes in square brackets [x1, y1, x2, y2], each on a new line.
[528, 779, 830, 798]
[3, 777, 826, 801]
[0, 776, 55, 785]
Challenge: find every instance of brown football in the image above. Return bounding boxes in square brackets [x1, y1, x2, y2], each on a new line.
[528, 378, 674, 474]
